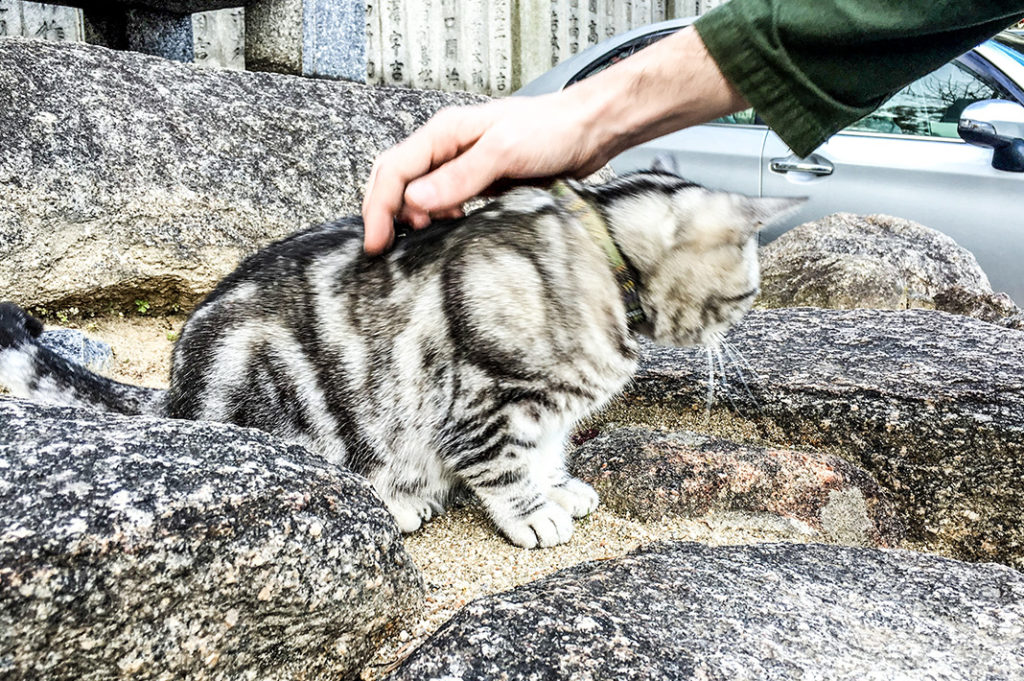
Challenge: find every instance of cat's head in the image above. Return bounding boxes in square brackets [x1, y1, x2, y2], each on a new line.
[580, 171, 803, 348]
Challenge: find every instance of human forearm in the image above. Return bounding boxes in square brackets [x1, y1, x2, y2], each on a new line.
[564, 25, 749, 161]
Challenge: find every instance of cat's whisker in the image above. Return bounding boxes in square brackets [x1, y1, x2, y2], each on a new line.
[704, 346, 716, 417]
[723, 339, 760, 379]
[721, 340, 762, 411]
[713, 345, 744, 415]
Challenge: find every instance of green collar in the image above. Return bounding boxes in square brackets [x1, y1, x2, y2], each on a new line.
[551, 180, 647, 328]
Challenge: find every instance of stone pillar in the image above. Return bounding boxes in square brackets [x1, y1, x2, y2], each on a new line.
[3, 0, 722, 89]
[363, 0, 708, 96]
[0, 1, 83, 42]
[670, 0, 723, 15]
[669, 0, 700, 16]
[125, 7, 194, 62]
[6, 2, 245, 69]
[193, 7, 244, 68]
[0, 0, 25, 36]
[245, 0, 365, 80]
[245, 0, 301, 73]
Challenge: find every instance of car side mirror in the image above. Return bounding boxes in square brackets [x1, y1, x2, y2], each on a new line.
[958, 99, 1024, 172]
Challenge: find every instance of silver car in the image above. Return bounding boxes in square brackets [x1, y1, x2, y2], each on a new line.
[518, 20, 1024, 304]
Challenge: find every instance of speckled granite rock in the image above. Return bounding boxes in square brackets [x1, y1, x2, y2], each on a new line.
[614, 308, 1024, 568]
[0, 38, 485, 313]
[570, 426, 903, 547]
[0, 398, 423, 680]
[932, 286, 1024, 328]
[38, 329, 113, 372]
[389, 541, 1024, 681]
[1001, 312, 1024, 331]
[757, 213, 1021, 318]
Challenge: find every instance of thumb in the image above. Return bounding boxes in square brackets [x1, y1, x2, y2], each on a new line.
[404, 138, 504, 213]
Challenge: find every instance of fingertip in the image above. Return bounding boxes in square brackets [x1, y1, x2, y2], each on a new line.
[411, 213, 432, 230]
[362, 214, 393, 255]
[395, 204, 429, 229]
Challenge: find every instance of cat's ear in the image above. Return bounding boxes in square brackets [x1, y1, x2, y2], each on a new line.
[649, 154, 678, 175]
[743, 196, 806, 230]
[25, 313, 44, 338]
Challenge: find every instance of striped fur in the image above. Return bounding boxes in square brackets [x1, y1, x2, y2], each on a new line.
[0, 172, 800, 547]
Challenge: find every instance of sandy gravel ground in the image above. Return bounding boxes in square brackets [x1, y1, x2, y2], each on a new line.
[64, 313, 186, 389]
[362, 503, 816, 679]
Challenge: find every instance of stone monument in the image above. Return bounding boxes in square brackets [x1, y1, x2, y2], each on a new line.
[0, 1, 83, 41]
[0, 1, 721, 93]
[1, 1, 245, 69]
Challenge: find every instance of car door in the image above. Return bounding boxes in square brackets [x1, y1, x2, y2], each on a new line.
[611, 111, 769, 197]
[759, 54, 1024, 303]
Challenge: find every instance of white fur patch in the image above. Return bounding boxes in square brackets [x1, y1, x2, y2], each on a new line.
[494, 187, 557, 214]
[0, 346, 37, 397]
[200, 323, 264, 420]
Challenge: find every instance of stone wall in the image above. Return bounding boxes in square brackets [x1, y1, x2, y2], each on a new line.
[2, 1, 723, 92]
[0, 1, 244, 69]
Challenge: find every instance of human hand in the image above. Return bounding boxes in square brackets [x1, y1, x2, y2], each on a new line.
[361, 92, 613, 254]
[360, 26, 745, 254]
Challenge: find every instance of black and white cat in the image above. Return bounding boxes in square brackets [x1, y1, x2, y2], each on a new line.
[0, 172, 799, 548]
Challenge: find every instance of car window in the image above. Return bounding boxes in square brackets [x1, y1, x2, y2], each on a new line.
[710, 108, 759, 125]
[566, 30, 676, 86]
[846, 59, 1014, 138]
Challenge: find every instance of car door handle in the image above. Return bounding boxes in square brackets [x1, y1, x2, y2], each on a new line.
[769, 157, 834, 176]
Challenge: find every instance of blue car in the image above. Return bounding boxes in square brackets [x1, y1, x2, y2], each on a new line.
[518, 21, 1024, 304]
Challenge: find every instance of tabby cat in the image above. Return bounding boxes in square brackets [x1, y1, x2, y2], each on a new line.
[0, 172, 799, 548]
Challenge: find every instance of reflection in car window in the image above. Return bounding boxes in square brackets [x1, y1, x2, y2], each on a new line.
[846, 60, 1013, 138]
[711, 108, 759, 125]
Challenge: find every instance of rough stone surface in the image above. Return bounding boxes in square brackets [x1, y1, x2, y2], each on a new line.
[570, 426, 903, 547]
[390, 541, 1024, 681]
[932, 285, 1024, 328]
[244, 0, 302, 74]
[612, 308, 1024, 568]
[38, 328, 113, 371]
[1000, 312, 1024, 331]
[126, 7, 195, 62]
[302, 0, 366, 81]
[0, 38, 485, 313]
[0, 397, 423, 680]
[757, 213, 1022, 320]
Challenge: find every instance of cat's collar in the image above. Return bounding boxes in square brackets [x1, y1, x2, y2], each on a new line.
[550, 180, 647, 329]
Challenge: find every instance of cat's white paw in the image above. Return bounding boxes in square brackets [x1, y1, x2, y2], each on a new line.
[499, 501, 574, 549]
[548, 477, 599, 518]
[383, 495, 444, 534]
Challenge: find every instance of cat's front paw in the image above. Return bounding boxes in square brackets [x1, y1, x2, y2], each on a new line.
[548, 477, 599, 518]
[499, 501, 574, 549]
[383, 495, 444, 534]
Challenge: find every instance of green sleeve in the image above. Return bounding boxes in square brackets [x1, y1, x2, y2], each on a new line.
[695, 1, 1024, 156]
